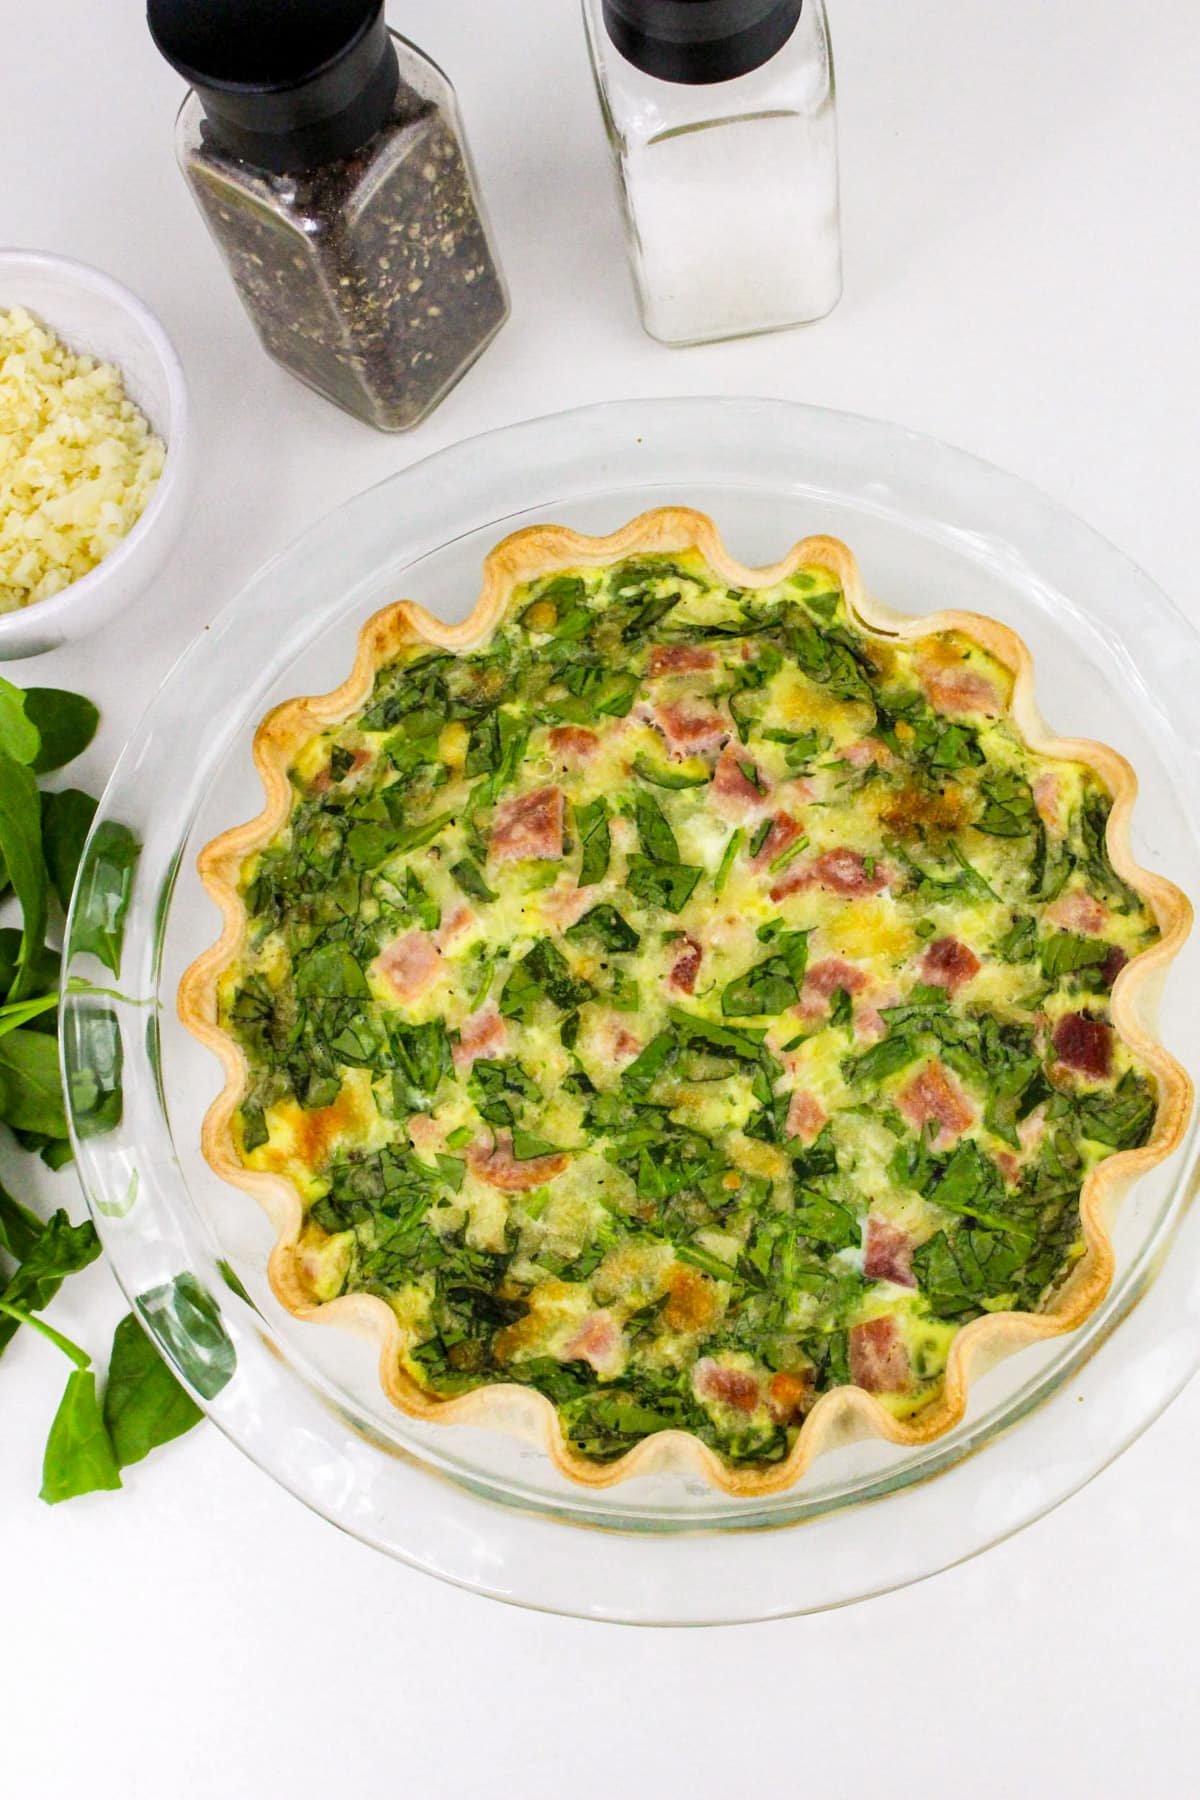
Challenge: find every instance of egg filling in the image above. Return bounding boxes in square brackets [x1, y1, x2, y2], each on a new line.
[222, 552, 1160, 1468]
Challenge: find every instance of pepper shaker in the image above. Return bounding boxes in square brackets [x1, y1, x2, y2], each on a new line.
[582, 0, 841, 345]
[148, 0, 509, 431]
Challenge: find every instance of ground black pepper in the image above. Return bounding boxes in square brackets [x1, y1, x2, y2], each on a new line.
[166, 21, 508, 430]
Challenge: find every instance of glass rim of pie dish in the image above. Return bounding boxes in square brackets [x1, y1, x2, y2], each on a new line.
[60, 395, 1200, 1623]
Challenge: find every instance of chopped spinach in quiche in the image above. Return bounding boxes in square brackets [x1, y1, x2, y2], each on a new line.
[221, 549, 1162, 1469]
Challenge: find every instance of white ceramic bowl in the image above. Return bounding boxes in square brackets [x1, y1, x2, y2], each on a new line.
[0, 249, 193, 659]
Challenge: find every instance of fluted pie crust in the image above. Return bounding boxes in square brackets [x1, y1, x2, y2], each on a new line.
[178, 509, 1193, 1496]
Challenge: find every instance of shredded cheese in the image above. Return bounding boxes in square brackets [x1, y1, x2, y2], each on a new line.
[0, 306, 165, 612]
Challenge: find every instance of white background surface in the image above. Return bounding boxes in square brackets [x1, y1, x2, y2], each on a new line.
[3, 1, 1198, 1792]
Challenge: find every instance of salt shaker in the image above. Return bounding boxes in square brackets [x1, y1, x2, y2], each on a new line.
[148, 0, 509, 431]
[582, 0, 841, 345]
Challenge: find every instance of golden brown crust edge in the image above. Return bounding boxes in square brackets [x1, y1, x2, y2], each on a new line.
[177, 507, 1194, 1498]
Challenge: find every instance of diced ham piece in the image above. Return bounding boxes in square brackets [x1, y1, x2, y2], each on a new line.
[1052, 1013, 1114, 1080]
[767, 1370, 813, 1425]
[811, 848, 889, 896]
[1033, 772, 1063, 833]
[564, 1311, 622, 1375]
[407, 1113, 443, 1156]
[489, 785, 564, 863]
[750, 812, 804, 870]
[996, 1149, 1021, 1185]
[1045, 889, 1110, 936]
[771, 847, 888, 904]
[1017, 1103, 1048, 1156]
[667, 935, 703, 994]
[863, 1216, 915, 1288]
[1100, 945, 1129, 988]
[547, 725, 599, 763]
[711, 743, 770, 816]
[897, 1061, 975, 1149]
[452, 1006, 507, 1074]
[919, 660, 1002, 718]
[645, 700, 729, 760]
[851, 982, 901, 1047]
[435, 905, 475, 950]
[610, 1026, 643, 1063]
[918, 935, 981, 996]
[849, 1317, 911, 1393]
[785, 1089, 827, 1144]
[694, 1359, 761, 1414]
[467, 1131, 569, 1192]
[376, 931, 441, 1003]
[540, 880, 595, 929]
[836, 737, 891, 769]
[853, 1003, 890, 1045]
[647, 643, 717, 678]
[799, 956, 871, 1018]
[311, 746, 371, 792]
[596, 1012, 643, 1065]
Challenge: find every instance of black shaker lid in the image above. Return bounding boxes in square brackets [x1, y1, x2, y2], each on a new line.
[601, 0, 804, 83]
[602, 0, 803, 84]
[147, 0, 399, 172]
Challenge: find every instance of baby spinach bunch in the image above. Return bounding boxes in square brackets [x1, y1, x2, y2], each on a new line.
[0, 675, 202, 1501]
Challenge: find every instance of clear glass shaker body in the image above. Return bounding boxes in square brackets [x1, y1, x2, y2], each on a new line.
[582, 0, 841, 346]
[176, 33, 509, 431]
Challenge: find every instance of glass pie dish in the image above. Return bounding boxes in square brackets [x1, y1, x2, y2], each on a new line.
[62, 397, 1200, 1623]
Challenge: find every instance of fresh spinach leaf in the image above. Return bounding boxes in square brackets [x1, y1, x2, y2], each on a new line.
[721, 930, 808, 1018]
[675, 1242, 737, 1281]
[388, 1018, 451, 1112]
[0, 751, 48, 1000]
[1039, 931, 1112, 982]
[510, 1126, 567, 1161]
[1078, 793, 1142, 911]
[997, 915, 1037, 963]
[69, 820, 140, 976]
[634, 789, 681, 864]
[66, 1004, 123, 1140]
[501, 939, 594, 1017]
[0, 1182, 44, 1262]
[625, 856, 701, 914]
[843, 1031, 922, 1087]
[136, 1274, 237, 1401]
[42, 788, 98, 910]
[1075, 1069, 1155, 1149]
[347, 810, 452, 867]
[24, 689, 100, 774]
[0, 677, 40, 765]
[469, 1056, 539, 1128]
[975, 769, 1036, 837]
[293, 941, 369, 998]
[575, 796, 610, 887]
[451, 858, 497, 904]
[667, 1007, 768, 1063]
[564, 904, 640, 953]
[41, 1368, 122, 1502]
[713, 827, 742, 896]
[792, 1192, 859, 1250]
[0, 927, 57, 998]
[102, 1312, 204, 1467]
[0, 1029, 68, 1137]
[0, 1211, 101, 1357]
[913, 1223, 1032, 1319]
[620, 1030, 677, 1100]
[631, 753, 710, 790]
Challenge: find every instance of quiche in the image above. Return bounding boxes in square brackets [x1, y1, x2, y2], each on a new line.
[180, 509, 1192, 1495]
